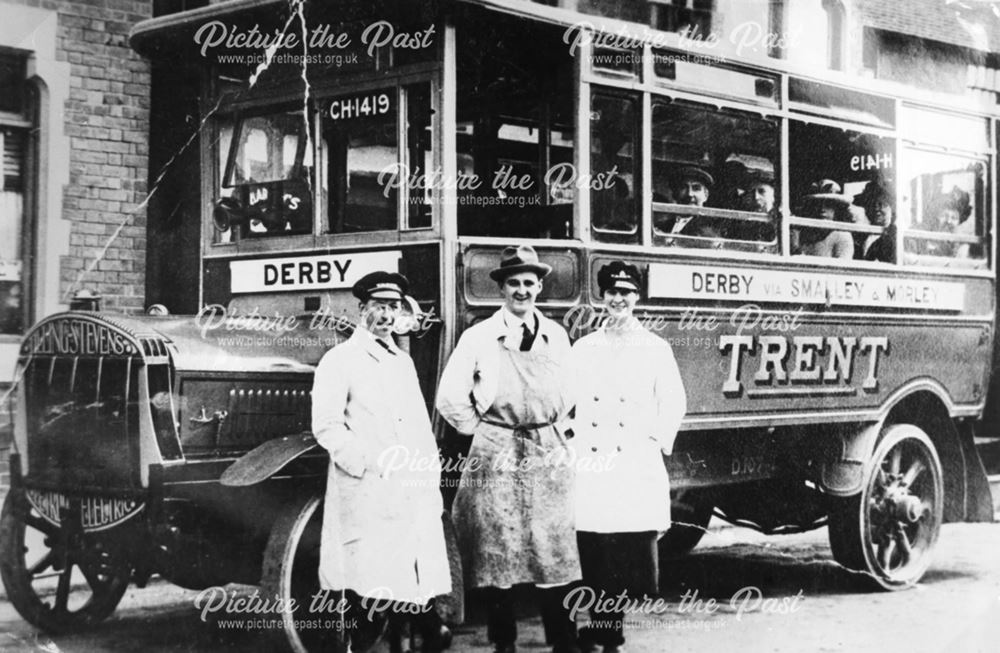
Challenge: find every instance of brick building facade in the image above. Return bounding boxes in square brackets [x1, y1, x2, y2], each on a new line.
[0, 0, 152, 497]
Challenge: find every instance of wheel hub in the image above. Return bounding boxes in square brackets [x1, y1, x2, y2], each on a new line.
[883, 486, 926, 524]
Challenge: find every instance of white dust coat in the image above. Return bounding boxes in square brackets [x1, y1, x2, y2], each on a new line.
[570, 322, 687, 533]
[311, 328, 451, 604]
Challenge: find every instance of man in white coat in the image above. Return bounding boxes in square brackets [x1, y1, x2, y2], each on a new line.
[570, 260, 687, 652]
[312, 271, 452, 651]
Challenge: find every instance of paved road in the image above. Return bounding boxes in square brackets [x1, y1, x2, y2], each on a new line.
[2, 522, 998, 652]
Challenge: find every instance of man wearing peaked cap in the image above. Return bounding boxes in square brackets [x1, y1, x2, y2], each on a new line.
[596, 260, 641, 295]
[569, 260, 687, 652]
[352, 270, 409, 302]
[312, 268, 452, 651]
[437, 243, 580, 653]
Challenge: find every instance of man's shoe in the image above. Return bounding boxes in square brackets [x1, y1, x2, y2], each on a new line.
[493, 644, 516, 653]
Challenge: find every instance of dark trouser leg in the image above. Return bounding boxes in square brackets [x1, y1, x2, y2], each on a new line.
[538, 584, 577, 650]
[484, 587, 517, 648]
[593, 609, 625, 648]
[338, 590, 389, 652]
[414, 601, 450, 652]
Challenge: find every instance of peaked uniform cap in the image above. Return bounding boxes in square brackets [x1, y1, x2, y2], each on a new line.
[352, 271, 409, 301]
[597, 260, 641, 294]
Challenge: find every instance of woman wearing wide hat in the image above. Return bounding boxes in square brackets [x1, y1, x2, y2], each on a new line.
[793, 179, 855, 259]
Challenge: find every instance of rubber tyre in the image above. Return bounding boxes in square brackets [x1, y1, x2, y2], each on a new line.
[261, 494, 386, 653]
[827, 424, 944, 590]
[658, 490, 713, 559]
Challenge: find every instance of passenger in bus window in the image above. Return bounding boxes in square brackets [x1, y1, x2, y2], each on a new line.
[436, 244, 580, 653]
[728, 167, 777, 242]
[853, 181, 896, 262]
[570, 261, 686, 653]
[793, 180, 855, 259]
[655, 166, 723, 239]
[592, 173, 635, 232]
[911, 188, 973, 258]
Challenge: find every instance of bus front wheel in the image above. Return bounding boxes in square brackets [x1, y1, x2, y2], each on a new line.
[827, 424, 944, 590]
[261, 494, 386, 653]
[0, 488, 131, 633]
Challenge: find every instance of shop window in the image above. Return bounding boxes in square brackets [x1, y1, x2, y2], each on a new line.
[788, 121, 896, 261]
[650, 100, 778, 251]
[650, 0, 713, 35]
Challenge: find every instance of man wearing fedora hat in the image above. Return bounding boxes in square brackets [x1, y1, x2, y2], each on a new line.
[312, 271, 452, 652]
[793, 179, 855, 259]
[437, 244, 581, 653]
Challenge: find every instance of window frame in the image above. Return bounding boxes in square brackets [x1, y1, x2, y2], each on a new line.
[0, 49, 35, 336]
[580, 37, 996, 275]
[206, 69, 439, 256]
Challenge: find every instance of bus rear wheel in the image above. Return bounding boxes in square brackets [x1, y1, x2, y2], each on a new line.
[0, 488, 131, 633]
[828, 424, 943, 590]
[658, 489, 713, 559]
[261, 494, 385, 653]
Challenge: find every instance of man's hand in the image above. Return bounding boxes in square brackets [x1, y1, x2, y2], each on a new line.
[334, 437, 372, 478]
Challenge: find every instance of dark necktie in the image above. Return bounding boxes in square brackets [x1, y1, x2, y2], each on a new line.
[375, 338, 395, 354]
[519, 322, 535, 352]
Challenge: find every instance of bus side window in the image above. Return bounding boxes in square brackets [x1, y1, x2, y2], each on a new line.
[650, 100, 779, 250]
[788, 121, 896, 261]
[902, 152, 987, 266]
[591, 94, 639, 242]
[455, 19, 576, 239]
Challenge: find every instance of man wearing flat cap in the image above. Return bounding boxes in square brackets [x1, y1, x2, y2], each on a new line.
[436, 244, 581, 653]
[312, 270, 451, 651]
[655, 165, 724, 240]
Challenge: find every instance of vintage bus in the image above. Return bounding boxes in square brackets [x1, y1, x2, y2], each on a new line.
[1, 0, 997, 650]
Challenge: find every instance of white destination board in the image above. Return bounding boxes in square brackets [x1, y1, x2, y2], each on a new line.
[647, 263, 965, 311]
[230, 250, 403, 294]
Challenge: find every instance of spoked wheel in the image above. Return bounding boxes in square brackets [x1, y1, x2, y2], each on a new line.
[261, 494, 386, 653]
[0, 489, 131, 633]
[828, 424, 944, 590]
[658, 489, 713, 559]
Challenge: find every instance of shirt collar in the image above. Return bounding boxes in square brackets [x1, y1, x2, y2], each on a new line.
[490, 307, 553, 349]
[352, 326, 399, 361]
[500, 306, 538, 333]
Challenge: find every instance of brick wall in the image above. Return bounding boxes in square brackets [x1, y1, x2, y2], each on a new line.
[0, 0, 152, 503]
[8, 0, 152, 314]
